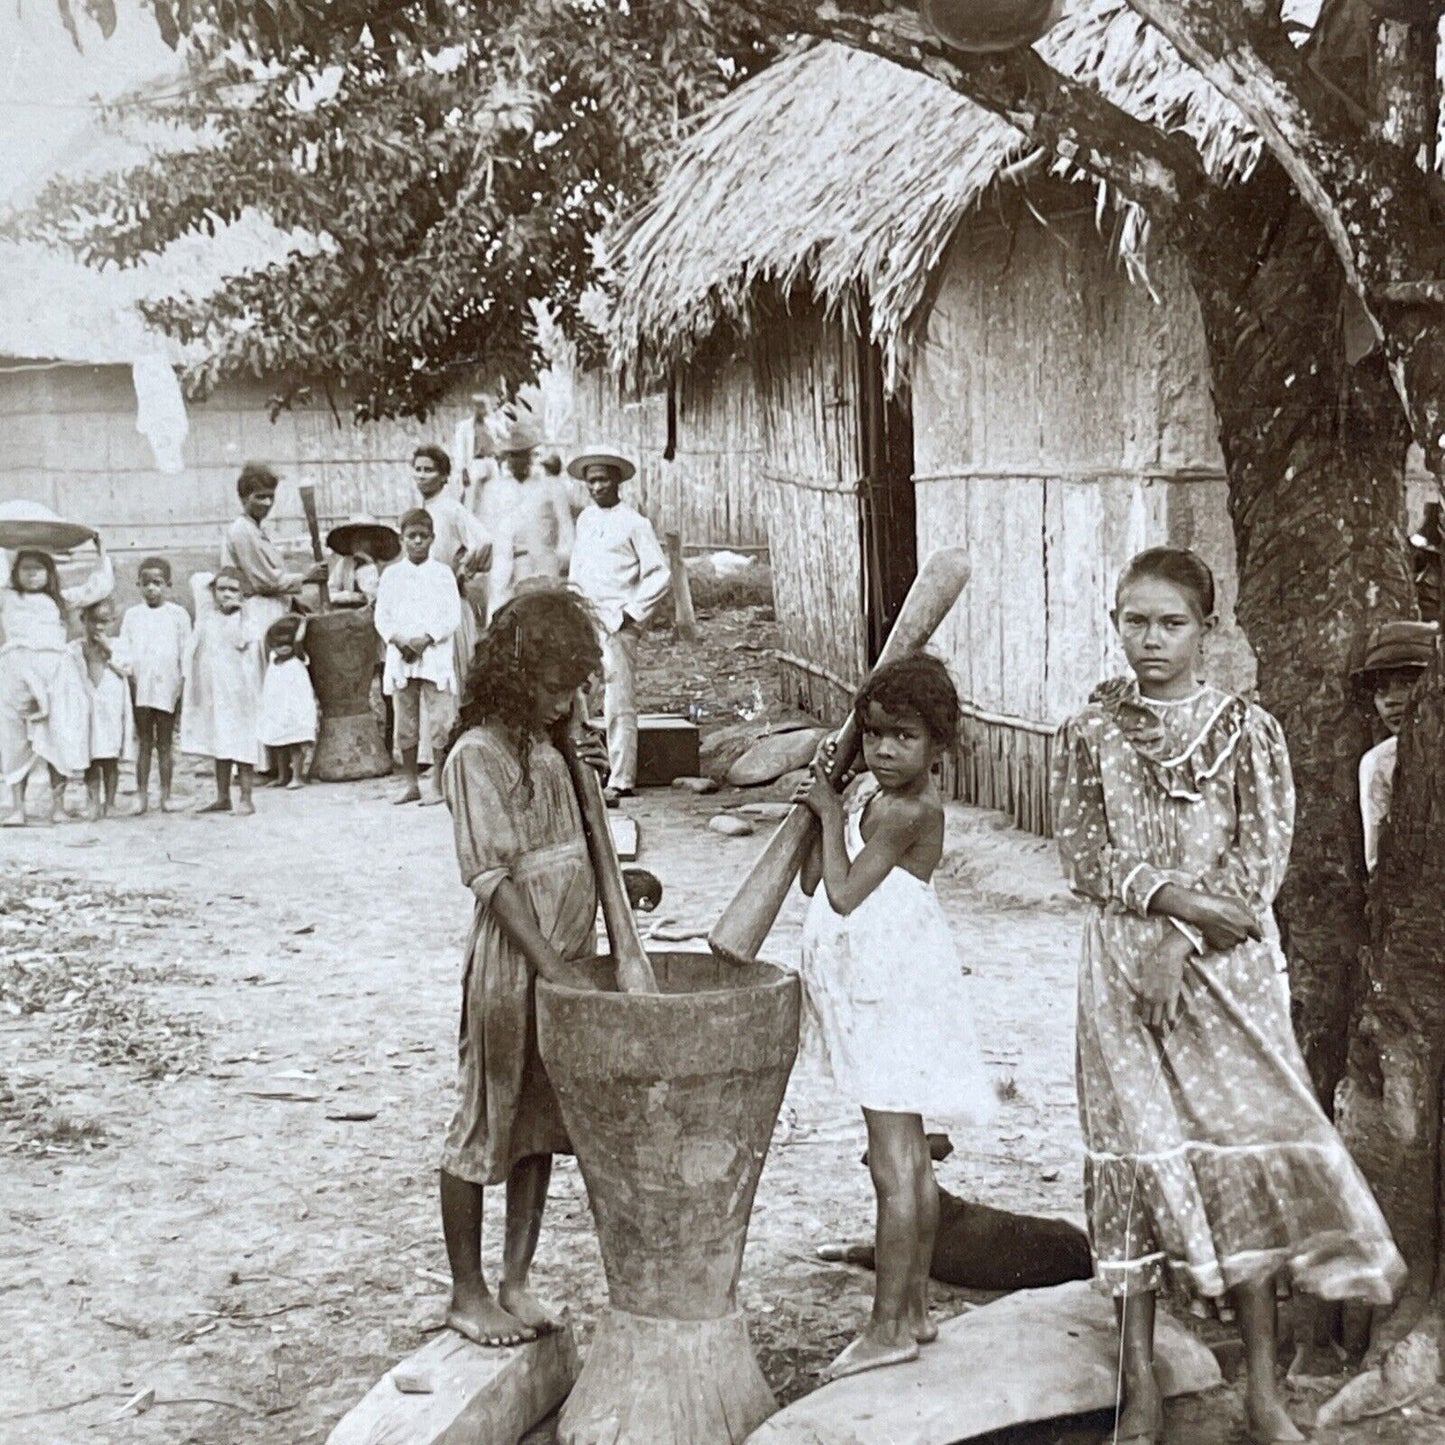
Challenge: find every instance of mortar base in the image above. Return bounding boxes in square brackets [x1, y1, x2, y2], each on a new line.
[558, 1306, 775, 1445]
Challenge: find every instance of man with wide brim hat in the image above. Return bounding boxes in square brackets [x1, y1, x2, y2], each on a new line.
[567, 450, 637, 485]
[326, 515, 400, 609]
[567, 447, 670, 804]
[1353, 619, 1439, 872]
[483, 411, 577, 619]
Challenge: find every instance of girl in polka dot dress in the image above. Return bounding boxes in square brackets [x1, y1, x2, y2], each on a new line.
[1052, 547, 1403, 1445]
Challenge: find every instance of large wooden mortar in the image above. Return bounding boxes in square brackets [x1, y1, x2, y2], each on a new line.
[535, 950, 800, 1445]
[305, 608, 391, 780]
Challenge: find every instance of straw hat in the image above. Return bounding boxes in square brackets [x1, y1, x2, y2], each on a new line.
[494, 417, 541, 454]
[1352, 620, 1439, 677]
[921, 0, 1065, 52]
[567, 450, 637, 483]
[0, 500, 97, 553]
[327, 514, 402, 562]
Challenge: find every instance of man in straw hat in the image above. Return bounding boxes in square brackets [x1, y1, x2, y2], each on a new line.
[482, 409, 576, 618]
[1353, 619, 1439, 872]
[567, 449, 670, 804]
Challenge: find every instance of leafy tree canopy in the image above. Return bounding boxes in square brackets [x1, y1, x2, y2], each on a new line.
[18, 0, 772, 420]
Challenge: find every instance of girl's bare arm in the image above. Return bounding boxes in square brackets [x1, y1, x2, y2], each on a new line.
[816, 801, 921, 916]
[487, 880, 568, 982]
[800, 832, 823, 896]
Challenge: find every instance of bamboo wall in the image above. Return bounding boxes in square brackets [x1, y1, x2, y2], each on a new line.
[572, 362, 766, 551]
[0, 364, 472, 557]
[912, 212, 1253, 834]
[752, 310, 868, 719]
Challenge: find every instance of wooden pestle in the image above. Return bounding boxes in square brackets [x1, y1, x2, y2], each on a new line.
[560, 727, 659, 994]
[708, 547, 971, 966]
[298, 484, 331, 611]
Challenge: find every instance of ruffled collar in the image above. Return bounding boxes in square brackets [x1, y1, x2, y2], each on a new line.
[1089, 676, 1247, 802]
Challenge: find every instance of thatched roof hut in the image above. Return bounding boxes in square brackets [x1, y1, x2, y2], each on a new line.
[607, 13, 1258, 391]
[603, 27, 1265, 833]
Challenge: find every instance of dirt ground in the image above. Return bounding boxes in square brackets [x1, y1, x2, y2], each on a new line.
[3, 601, 1442, 1445]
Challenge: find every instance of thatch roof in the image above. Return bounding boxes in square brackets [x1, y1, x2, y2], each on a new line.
[607, 1, 1268, 387]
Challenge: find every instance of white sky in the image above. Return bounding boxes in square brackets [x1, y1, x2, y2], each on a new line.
[0, 2, 179, 206]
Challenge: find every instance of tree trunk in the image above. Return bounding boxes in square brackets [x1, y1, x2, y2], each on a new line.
[1185, 169, 1414, 1108]
[1335, 660, 1445, 1334]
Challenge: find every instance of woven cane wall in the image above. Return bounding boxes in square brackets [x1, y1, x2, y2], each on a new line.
[912, 211, 1254, 836]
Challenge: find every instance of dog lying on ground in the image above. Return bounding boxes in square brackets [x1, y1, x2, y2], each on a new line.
[817, 1134, 1093, 1292]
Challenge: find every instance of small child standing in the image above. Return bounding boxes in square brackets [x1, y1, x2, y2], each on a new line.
[1353, 620, 1438, 873]
[258, 615, 318, 789]
[438, 587, 605, 1346]
[68, 598, 135, 820]
[794, 655, 995, 1382]
[374, 508, 461, 806]
[118, 557, 190, 813]
[181, 567, 265, 816]
[1053, 547, 1404, 1445]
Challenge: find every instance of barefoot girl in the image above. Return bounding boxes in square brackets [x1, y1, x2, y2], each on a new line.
[69, 598, 135, 819]
[1, 539, 113, 826]
[1052, 547, 1404, 1445]
[181, 568, 265, 816]
[795, 654, 995, 1382]
[438, 586, 606, 1346]
[258, 615, 317, 789]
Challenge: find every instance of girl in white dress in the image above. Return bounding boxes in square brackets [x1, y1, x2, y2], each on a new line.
[68, 598, 135, 819]
[181, 568, 265, 815]
[795, 654, 994, 1383]
[258, 615, 317, 788]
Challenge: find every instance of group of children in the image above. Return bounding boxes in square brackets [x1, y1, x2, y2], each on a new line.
[431, 545, 1410, 1445]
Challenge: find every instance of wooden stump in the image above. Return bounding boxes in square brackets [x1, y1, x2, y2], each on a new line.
[306, 608, 391, 780]
[535, 952, 801, 1445]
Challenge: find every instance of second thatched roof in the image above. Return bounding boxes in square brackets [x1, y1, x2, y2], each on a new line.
[606, 2, 1265, 389]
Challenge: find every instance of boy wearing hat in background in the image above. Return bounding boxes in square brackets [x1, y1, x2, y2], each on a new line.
[1355, 619, 1439, 872]
[567, 450, 670, 804]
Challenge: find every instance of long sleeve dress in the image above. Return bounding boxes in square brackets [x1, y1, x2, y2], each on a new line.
[0, 552, 115, 784]
[1052, 678, 1404, 1306]
[179, 580, 265, 768]
[439, 723, 599, 1186]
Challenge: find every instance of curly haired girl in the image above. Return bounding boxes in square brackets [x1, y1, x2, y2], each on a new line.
[437, 585, 606, 1347]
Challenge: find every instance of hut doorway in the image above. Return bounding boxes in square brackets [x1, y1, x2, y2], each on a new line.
[857, 334, 917, 663]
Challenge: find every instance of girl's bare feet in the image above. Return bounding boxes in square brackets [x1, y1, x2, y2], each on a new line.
[234, 798, 256, 816]
[446, 1279, 536, 1347]
[498, 1282, 561, 1335]
[394, 784, 422, 805]
[195, 797, 232, 814]
[285, 777, 305, 791]
[1112, 1378, 1164, 1444]
[1245, 1389, 1304, 1443]
[824, 1331, 920, 1381]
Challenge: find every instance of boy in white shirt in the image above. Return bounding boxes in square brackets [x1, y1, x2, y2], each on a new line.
[1354, 619, 1438, 872]
[567, 451, 670, 803]
[374, 509, 462, 807]
[118, 556, 191, 813]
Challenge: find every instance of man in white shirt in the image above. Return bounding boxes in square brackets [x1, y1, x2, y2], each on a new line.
[567, 450, 670, 804]
[484, 419, 576, 617]
[374, 509, 463, 807]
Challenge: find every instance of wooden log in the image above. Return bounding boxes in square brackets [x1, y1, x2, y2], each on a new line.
[744, 1281, 1220, 1445]
[324, 1328, 579, 1445]
[666, 530, 699, 642]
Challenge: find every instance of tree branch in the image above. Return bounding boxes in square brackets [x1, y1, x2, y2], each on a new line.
[720, 0, 1216, 232]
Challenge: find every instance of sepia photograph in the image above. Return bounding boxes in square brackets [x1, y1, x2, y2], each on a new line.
[3, 1, 1445, 1442]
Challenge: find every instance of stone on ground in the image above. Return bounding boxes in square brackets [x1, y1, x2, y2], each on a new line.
[743, 1281, 1221, 1445]
[728, 728, 828, 788]
[325, 1328, 579, 1445]
[709, 813, 756, 837]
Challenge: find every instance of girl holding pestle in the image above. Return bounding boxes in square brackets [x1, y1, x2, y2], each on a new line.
[793, 654, 996, 1381]
[437, 586, 608, 1345]
[1052, 547, 1404, 1445]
